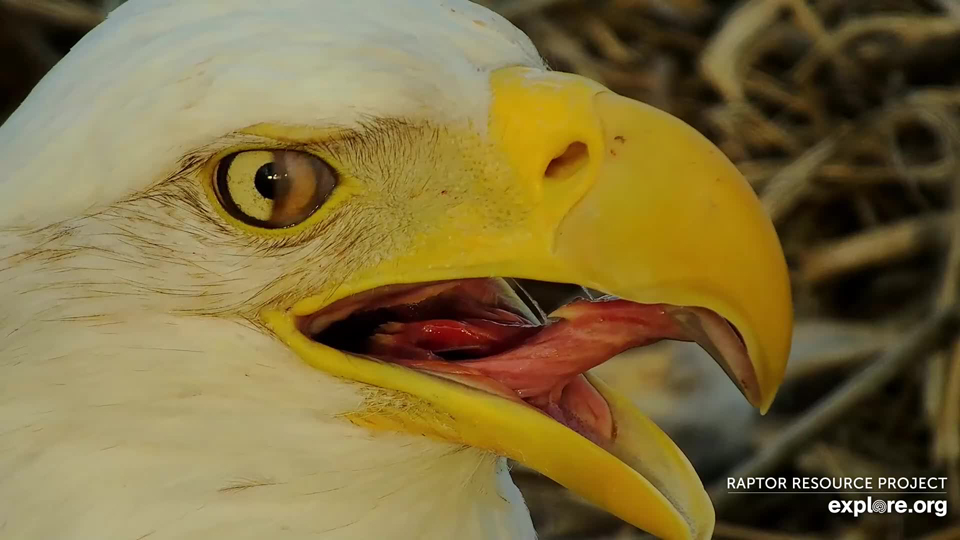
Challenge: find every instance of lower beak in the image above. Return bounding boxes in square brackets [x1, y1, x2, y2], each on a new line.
[264, 67, 792, 540]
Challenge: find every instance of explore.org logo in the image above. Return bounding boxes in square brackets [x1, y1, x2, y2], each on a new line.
[828, 497, 947, 518]
[727, 477, 949, 518]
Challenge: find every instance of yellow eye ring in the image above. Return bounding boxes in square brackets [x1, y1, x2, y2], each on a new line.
[214, 150, 338, 229]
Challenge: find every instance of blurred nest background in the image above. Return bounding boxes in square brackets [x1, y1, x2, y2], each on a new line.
[4, 0, 960, 538]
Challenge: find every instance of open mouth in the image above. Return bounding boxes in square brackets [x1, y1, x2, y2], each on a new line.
[297, 278, 758, 447]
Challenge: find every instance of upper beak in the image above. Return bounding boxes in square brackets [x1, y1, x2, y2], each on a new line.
[265, 67, 792, 540]
[488, 67, 792, 412]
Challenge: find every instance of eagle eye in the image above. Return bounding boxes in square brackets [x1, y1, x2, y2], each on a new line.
[214, 150, 337, 229]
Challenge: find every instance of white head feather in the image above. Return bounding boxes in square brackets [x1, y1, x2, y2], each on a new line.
[0, 0, 541, 227]
[0, 1, 546, 538]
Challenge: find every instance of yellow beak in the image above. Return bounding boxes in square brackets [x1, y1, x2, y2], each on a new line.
[264, 67, 792, 540]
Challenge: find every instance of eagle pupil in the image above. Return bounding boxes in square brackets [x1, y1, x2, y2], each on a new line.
[254, 163, 279, 200]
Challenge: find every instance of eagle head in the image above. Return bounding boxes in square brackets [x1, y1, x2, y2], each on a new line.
[0, 1, 792, 539]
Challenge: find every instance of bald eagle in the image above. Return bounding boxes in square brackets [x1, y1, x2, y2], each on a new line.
[0, 1, 792, 539]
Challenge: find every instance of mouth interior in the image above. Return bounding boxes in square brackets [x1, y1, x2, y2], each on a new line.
[298, 278, 755, 446]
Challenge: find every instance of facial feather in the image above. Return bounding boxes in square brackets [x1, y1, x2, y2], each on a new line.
[1, 118, 527, 324]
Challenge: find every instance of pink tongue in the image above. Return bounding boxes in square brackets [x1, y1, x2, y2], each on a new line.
[461, 301, 686, 396]
[370, 300, 684, 395]
[367, 300, 690, 444]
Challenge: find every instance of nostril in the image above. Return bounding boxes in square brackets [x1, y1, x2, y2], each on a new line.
[544, 142, 589, 181]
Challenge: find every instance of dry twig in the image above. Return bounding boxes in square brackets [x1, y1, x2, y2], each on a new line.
[1, 0, 104, 30]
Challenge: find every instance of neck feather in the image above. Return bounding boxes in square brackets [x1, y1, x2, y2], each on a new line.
[0, 308, 535, 539]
